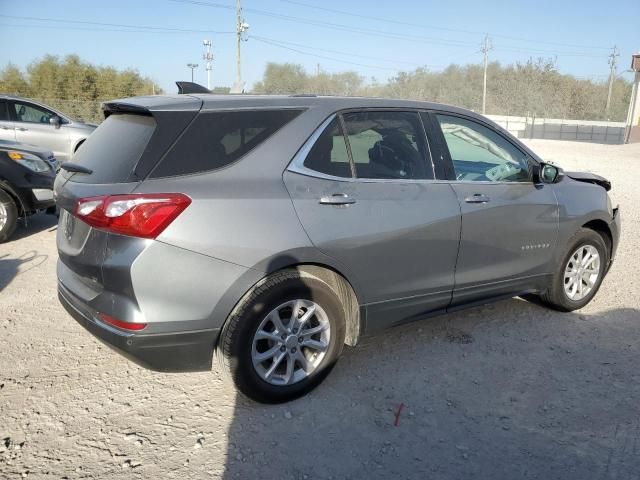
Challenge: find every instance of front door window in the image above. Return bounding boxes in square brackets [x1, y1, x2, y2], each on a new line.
[436, 114, 530, 182]
[11, 101, 55, 124]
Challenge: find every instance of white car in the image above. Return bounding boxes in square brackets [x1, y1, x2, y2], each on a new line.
[0, 95, 96, 162]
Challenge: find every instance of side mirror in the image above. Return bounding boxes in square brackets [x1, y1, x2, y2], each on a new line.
[537, 163, 564, 184]
[49, 116, 61, 129]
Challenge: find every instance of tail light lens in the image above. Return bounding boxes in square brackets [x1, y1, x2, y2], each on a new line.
[73, 193, 191, 239]
[98, 313, 147, 331]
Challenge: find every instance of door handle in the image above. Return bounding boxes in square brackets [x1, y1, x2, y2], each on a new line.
[319, 193, 356, 205]
[464, 193, 490, 204]
[16, 127, 28, 131]
[0, 126, 11, 130]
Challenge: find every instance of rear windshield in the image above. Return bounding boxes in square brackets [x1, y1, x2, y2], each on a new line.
[70, 114, 156, 184]
[149, 109, 302, 178]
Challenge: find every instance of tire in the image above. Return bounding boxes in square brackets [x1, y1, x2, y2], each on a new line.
[540, 228, 609, 311]
[0, 189, 18, 243]
[217, 269, 346, 403]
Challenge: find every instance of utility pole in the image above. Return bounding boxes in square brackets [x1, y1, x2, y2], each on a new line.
[235, 0, 249, 92]
[187, 63, 199, 83]
[202, 40, 213, 89]
[605, 45, 620, 118]
[481, 34, 492, 115]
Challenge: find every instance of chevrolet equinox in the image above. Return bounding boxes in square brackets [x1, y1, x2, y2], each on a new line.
[55, 94, 620, 403]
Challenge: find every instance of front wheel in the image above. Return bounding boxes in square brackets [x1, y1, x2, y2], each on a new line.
[540, 228, 609, 311]
[0, 189, 18, 243]
[217, 269, 346, 403]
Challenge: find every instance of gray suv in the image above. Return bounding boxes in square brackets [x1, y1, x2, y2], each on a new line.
[0, 95, 96, 162]
[55, 94, 620, 403]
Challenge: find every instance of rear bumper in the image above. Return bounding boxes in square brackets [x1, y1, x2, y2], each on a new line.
[58, 283, 218, 372]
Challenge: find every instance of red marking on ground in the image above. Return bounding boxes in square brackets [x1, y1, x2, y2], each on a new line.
[394, 403, 405, 427]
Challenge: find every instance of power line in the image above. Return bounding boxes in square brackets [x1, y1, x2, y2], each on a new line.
[0, 22, 232, 35]
[250, 35, 437, 68]
[250, 36, 416, 71]
[169, 0, 611, 58]
[169, 0, 480, 48]
[0, 14, 234, 34]
[275, 0, 612, 51]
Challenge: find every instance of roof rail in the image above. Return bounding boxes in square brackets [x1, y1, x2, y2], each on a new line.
[176, 81, 211, 95]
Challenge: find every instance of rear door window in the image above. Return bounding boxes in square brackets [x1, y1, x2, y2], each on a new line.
[69, 113, 156, 184]
[342, 111, 432, 180]
[302, 117, 352, 178]
[150, 109, 302, 178]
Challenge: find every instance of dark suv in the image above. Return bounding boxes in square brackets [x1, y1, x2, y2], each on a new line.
[55, 94, 620, 403]
[0, 140, 57, 242]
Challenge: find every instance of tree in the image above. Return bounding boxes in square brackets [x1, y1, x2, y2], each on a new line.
[0, 55, 162, 122]
[250, 60, 632, 121]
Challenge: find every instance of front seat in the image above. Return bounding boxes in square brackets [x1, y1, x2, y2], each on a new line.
[368, 133, 424, 179]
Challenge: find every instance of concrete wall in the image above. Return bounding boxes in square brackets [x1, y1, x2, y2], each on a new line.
[486, 115, 626, 144]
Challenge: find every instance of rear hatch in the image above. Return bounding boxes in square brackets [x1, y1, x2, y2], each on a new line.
[55, 95, 202, 291]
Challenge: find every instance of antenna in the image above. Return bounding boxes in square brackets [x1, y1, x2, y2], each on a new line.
[202, 39, 214, 90]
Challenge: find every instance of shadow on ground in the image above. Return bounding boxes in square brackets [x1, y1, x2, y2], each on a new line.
[0, 213, 55, 291]
[9, 213, 58, 243]
[221, 302, 640, 480]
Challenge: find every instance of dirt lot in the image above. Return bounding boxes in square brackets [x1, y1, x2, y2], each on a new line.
[1, 139, 639, 479]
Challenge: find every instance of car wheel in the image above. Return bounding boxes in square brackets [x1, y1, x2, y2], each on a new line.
[217, 269, 346, 403]
[540, 228, 609, 311]
[0, 189, 18, 243]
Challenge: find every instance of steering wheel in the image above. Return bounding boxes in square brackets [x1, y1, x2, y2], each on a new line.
[485, 163, 521, 181]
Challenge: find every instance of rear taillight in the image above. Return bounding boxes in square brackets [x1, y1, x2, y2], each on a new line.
[98, 313, 147, 331]
[73, 193, 191, 239]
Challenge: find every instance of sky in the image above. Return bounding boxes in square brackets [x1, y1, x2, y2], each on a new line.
[0, 0, 638, 94]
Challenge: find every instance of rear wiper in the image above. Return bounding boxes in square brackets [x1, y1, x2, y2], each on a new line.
[60, 162, 93, 174]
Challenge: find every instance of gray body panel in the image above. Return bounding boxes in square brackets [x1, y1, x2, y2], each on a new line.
[283, 171, 461, 331]
[449, 181, 559, 305]
[53, 93, 620, 373]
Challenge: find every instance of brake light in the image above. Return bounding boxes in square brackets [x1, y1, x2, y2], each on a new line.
[98, 313, 147, 331]
[73, 193, 191, 239]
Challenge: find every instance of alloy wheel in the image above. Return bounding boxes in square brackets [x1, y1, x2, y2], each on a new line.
[563, 244, 601, 301]
[0, 202, 7, 231]
[251, 299, 331, 386]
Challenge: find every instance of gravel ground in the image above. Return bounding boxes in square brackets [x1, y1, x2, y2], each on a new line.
[1, 139, 639, 479]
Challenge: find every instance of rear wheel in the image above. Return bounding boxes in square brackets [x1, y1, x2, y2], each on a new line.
[0, 189, 18, 243]
[217, 269, 345, 403]
[540, 228, 609, 311]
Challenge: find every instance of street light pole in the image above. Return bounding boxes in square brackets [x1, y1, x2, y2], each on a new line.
[187, 63, 199, 83]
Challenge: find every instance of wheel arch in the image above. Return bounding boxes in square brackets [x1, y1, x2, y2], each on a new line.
[214, 256, 365, 349]
[289, 263, 363, 346]
[73, 138, 86, 153]
[0, 180, 26, 216]
[582, 219, 613, 258]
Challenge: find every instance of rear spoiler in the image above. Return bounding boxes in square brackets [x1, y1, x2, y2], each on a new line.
[102, 102, 151, 118]
[176, 81, 211, 94]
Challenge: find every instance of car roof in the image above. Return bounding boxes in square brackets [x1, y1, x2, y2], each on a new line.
[107, 93, 488, 122]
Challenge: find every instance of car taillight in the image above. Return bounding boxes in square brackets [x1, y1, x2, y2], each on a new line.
[98, 313, 147, 331]
[73, 193, 191, 239]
